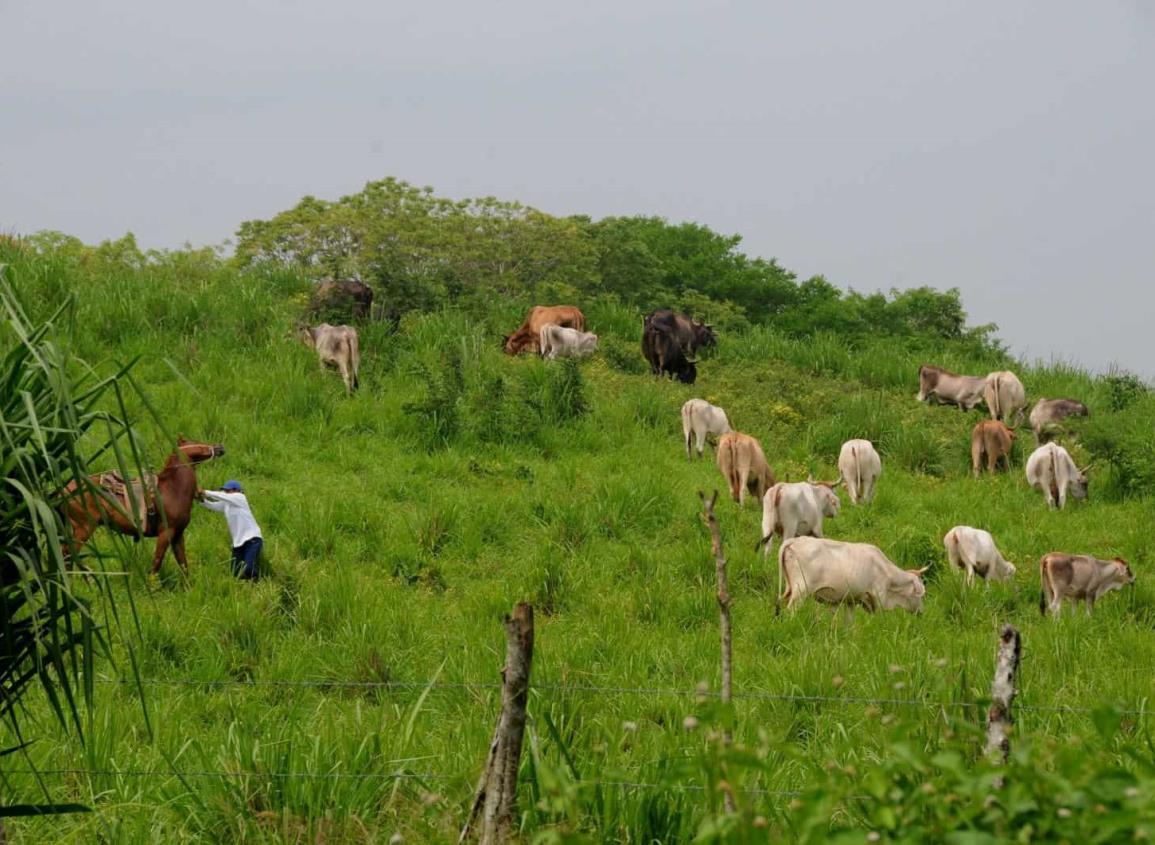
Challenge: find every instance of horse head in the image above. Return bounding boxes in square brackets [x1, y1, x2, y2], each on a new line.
[176, 435, 226, 465]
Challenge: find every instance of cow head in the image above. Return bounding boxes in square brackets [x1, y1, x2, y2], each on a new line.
[694, 322, 718, 350]
[502, 334, 523, 355]
[1071, 465, 1090, 501]
[296, 324, 318, 348]
[992, 557, 1017, 581]
[1113, 558, 1136, 586]
[889, 568, 928, 613]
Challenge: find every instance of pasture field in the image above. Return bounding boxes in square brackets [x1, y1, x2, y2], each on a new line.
[5, 248, 1155, 843]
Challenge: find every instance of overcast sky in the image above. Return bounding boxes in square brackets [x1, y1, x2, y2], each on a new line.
[4, 1, 1153, 377]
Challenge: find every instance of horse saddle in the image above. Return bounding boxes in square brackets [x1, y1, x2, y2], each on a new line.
[96, 471, 159, 528]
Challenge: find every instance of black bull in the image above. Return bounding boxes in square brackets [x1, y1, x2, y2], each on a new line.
[642, 324, 697, 384]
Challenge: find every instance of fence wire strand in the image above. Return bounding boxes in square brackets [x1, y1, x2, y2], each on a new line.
[93, 677, 1150, 715]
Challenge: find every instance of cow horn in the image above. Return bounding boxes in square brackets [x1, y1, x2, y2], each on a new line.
[1080, 462, 1096, 474]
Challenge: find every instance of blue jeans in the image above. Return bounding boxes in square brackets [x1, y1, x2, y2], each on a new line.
[232, 537, 262, 580]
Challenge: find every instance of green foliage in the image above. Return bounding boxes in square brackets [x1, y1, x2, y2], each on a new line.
[1082, 394, 1155, 501]
[0, 269, 151, 817]
[1102, 371, 1149, 412]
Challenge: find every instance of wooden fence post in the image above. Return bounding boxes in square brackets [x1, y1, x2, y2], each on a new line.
[460, 603, 535, 845]
[985, 624, 1021, 767]
[700, 491, 736, 814]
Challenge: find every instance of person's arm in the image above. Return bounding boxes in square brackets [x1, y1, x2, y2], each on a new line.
[199, 490, 229, 512]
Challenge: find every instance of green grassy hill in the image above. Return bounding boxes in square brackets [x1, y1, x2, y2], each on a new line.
[4, 239, 1155, 843]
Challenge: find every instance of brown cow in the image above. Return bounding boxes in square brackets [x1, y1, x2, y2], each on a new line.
[971, 420, 1015, 477]
[1039, 553, 1134, 616]
[503, 306, 586, 355]
[312, 279, 374, 321]
[1030, 398, 1089, 443]
[716, 432, 776, 507]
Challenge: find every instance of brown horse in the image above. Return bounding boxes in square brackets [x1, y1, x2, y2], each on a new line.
[63, 436, 225, 576]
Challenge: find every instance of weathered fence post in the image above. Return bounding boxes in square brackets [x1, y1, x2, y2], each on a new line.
[699, 490, 736, 814]
[985, 624, 1021, 768]
[460, 603, 535, 845]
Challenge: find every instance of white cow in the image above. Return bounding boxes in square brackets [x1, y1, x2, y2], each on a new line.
[1025, 443, 1088, 509]
[838, 439, 882, 505]
[299, 323, 361, 395]
[1039, 552, 1134, 616]
[943, 526, 1016, 586]
[680, 399, 732, 460]
[778, 537, 928, 613]
[984, 370, 1027, 425]
[539, 324, 599, 360]
[758, 480, 841, 567]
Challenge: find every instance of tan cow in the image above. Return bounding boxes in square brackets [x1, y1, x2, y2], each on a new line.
[984, 370, 1027, 425]
[299, 323, 361, 395]
[916, 365, 987, 411]
[1039, 553, 1134, 616]
[971, 420, 1015, 477]
[503, 306, 586, 355]
[716, 432, 775, 507]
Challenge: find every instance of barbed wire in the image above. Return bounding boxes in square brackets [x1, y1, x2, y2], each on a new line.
[1, 768, 820, 798]
[92, 677, 1149, 715]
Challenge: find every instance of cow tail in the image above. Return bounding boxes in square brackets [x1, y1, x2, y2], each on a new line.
[776, 541, 792, 615]
[853, 445, 862, 503]
[992, 373, 1002, 420]
[682, 404, 693, 458]
[350, 331, 361, 390]
[1049, 449, 1059, 504]
[725, 441, 741, 501]
[1038, 556, 1049, 615]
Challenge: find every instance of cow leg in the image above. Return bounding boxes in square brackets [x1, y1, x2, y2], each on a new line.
[149, 529, 172, 576]
[987, 449, 998, 474]
[971, 440, 983, 478]
[696, 430, 706, 459]
[864, 477, 876, 504]
[737, 470, 749, 507]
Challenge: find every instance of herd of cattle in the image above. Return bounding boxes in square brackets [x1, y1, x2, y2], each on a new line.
[293, 292, 1132, 619]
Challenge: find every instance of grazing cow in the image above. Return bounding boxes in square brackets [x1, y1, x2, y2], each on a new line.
[1025, 443, 1088, 509]
[539, 324, 598, 360]
[716, 432, 775, 507]
[943, 526, 1016, 586]
[916, 365, 987, 411]
[312, 279, 374, 321]
[1030, 398, 1089, 443]
[299, 323, 361, 395]
[643, 309, 717, 355]
[971, 420, 1016, 477]
[681, 399, 731, 460]
[984, 370, 1027, 425]
[778, 536, 928, 614]
[837, 439, 882, 505]
[757, 480, 841, 567]
[642, 324, 698, 384]
[1039, 552, 1134, 616]
[504, 306, 586, 355]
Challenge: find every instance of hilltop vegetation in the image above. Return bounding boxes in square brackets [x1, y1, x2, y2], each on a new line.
[2, 189, 1155, 843]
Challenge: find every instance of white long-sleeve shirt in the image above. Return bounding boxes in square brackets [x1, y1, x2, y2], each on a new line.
[200, 490, 262, 547]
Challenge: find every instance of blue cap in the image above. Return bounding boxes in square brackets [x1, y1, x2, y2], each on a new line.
[222, 480, 243, 491]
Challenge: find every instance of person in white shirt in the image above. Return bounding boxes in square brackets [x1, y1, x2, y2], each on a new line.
[198, 479, 263, 580]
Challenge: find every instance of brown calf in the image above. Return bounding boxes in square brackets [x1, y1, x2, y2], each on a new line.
[716, 432, 776, 507]
[971, 420, 1015, 477]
